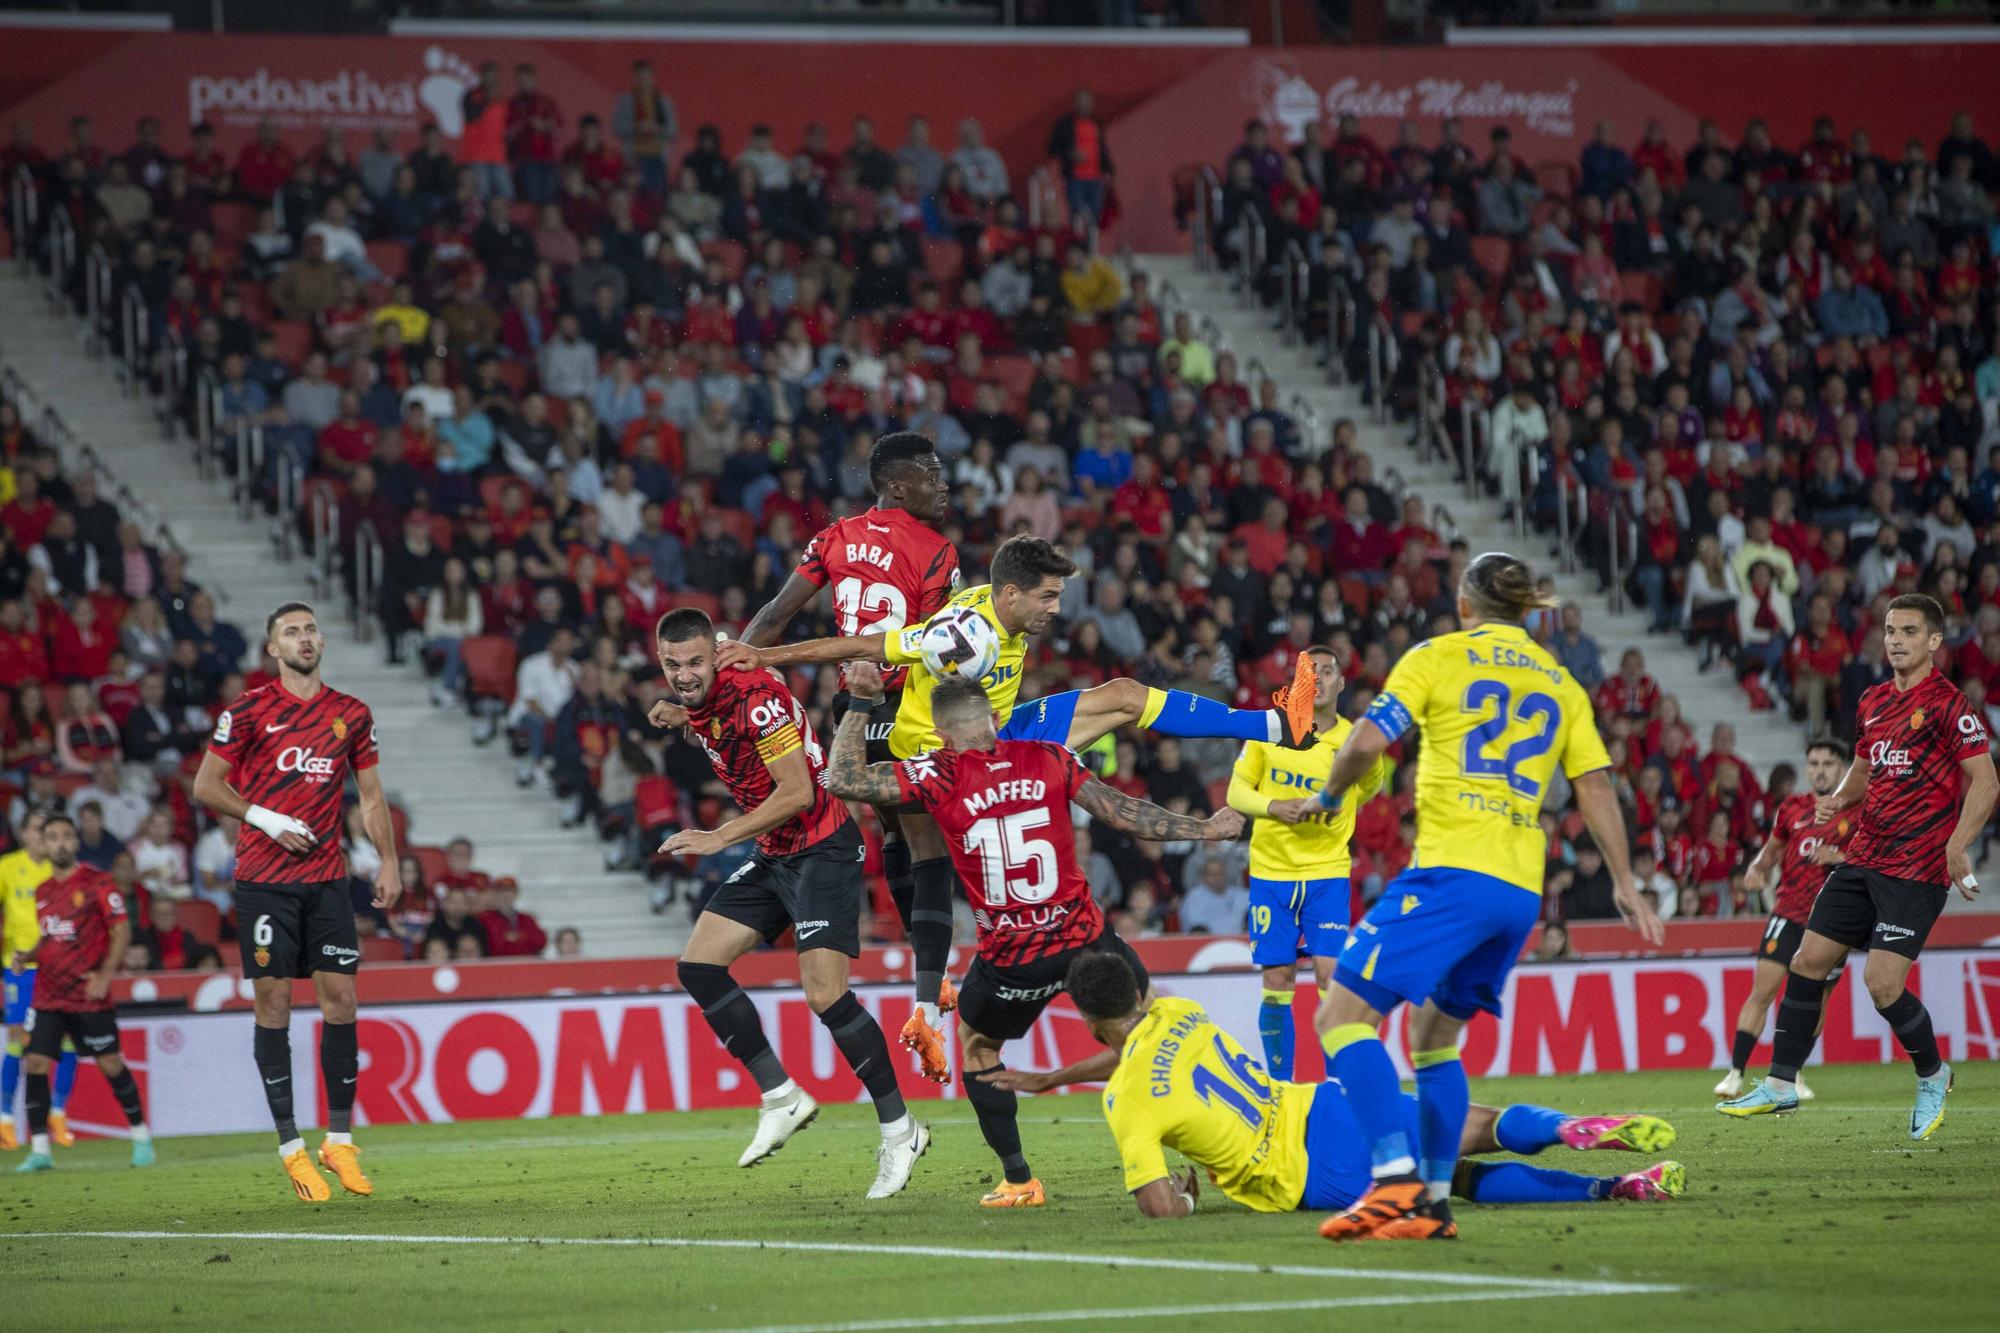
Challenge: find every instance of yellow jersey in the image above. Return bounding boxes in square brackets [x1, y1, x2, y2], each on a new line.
[1230, 716, 1390, 881]
[1102, 996, 1314, 1213]
[0, 848, 53, 967]
[1364, 622, 1608, 894]
[881, 583, 1028, 758]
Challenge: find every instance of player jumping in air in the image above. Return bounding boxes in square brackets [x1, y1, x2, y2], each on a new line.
[991, 950, 1682, 1218]
[1713, 738, 1855, 1101]
[825, 666, 1246, 1208]
[1229, 645, 1390, 1079]
[654, 609, 928, 1200]
[10, 814, 153, 1172]
[1309, 553, 1663, 1241]
[193, 603, 402, 1202]
[1, 812, 78, 1152]
[732, 432, 959, 946]
[719, 534, 1316, 1083]
[1720, 594, 1997, 1138]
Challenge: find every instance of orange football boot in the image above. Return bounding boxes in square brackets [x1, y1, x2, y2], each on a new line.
[1272, 652, 1320, 748]
[1317, 1178, 1429, 1242]
[0, 1120, 18, 1151]
[319, 1141, 373, 1196]
[900, 1008, 950, 1083]
[980, 1178, 1046, 1208]
[282, 1147, 332, 1203]
[47, 1110, 75, 1148]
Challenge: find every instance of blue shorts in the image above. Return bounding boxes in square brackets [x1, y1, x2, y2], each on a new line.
[1249, 876, 1349, 966]
[3, 968, 34, 1025]
[1334, 865, 1541, 1021]
[1299, 1083, 1421, 1211]
[998, 690, 1081, 746]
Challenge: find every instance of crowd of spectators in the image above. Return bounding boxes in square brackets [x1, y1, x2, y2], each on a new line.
[22, 86, 2000, 944]
[1213, 106, 2000, 921]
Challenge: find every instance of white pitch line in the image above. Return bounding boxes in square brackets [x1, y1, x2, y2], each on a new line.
[720, 1288, 1616, 1333]
[17, 1231, 1677, 1297]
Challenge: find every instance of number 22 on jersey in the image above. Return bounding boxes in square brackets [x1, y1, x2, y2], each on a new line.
[833, 577, 909, 636]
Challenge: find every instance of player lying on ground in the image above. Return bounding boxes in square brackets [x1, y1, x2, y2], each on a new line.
[826, 665, 1245, 1207]
[1714, 737, 1854, 1102]
[1228, 645, 1390, 1079]
[10, 813, 153, 1172]
[711, 533, 1318, 1083]
[1, 811, 79, 1151]
[1721, 593, 1996, 1139]
[979, 950, 1681, 1218]
[734, 432, 960, 943]
[192, 603, 401, 1203]
[654, 611, 927, 1199]
[1309, 553, 1664, 1242]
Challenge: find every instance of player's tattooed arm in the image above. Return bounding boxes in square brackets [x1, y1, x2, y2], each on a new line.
[1075, 778, 1247, 842]
[824, 706, 904, 806]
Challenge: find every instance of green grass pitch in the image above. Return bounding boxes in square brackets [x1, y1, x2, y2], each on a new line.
[4, 1064, 1997, 1331]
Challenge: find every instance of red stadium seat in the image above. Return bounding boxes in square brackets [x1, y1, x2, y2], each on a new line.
[366, 240, 409, 282]
[1470, 235, 1513, 284]
[409, 844, 449, 889]
[362, 937, 406, 964]
[1618, 271, 1664, 312]
[480, 474, 527, 512]
[209, 202, 255, 250]
[672, 590, 721, 620]
[461, 636, 520, 704]
[923, 238, 964, 289]
[1065, 322, 1111, 360]
[389, 803, 410, 851]
[268, 321, 314, 370]
[990, 354, 1035, 407]
[1534, 161, 1578, 199]
[428, 514, 456, 552]
[176, 899, 222, 943]
[712, 508, 756, 549]
[701, 240, 747, 282]
[494, 360, 531, 396]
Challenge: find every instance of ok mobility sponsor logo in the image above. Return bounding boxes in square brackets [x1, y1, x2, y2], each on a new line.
[188, 46, 480, 136]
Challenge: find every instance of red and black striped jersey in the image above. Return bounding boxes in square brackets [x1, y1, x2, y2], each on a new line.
[30, 866, 124, 1012]
[684, 667, 850, 857]
[795, 506, 959, 691]
[893, 740, 1101, 967]
[1769, 793, 1855, 924]
[1843, 672, 1990, 886]
[207, 680, 379, 885]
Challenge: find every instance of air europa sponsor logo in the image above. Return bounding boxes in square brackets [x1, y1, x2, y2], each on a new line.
[187, 46, 479, 137]
[1243, 59, 1578, 144]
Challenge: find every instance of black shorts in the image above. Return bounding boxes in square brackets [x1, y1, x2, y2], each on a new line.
[26, 1007, 120, 1058]
[1756, 915, 1849, 977]
[958, 928, 1150, 1044]
[706, 822, 865, 957]
[1804, 863, 1946, 962]
[833, 687, 903, 767]
[237, 880, 361, 979]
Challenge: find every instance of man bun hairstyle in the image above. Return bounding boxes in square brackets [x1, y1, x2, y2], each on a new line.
[869, 431, 938, 492]
[1065, 949, 1142, 1021]
[1460, 551, 1556, 624]
[656, 607, 716, 643]
[989, 534, 1077, 594]
[266, 601, 315, 641]
[1886, 592, 1945, 637]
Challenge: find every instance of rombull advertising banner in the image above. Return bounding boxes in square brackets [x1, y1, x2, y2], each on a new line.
[1, 29, 1995, 253]
[55, 949, 2000, 1139]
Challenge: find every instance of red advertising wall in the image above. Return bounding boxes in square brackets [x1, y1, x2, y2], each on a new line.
[65, 948, 2000, 1139]
[3, 30, 1993, 254]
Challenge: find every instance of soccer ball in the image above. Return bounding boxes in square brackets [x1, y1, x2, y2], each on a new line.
[918, 606, 1001, 684]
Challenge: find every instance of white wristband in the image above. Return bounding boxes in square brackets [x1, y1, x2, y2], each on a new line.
[246, 804, 313, 844]
[1175, 1189, 1196, 1215]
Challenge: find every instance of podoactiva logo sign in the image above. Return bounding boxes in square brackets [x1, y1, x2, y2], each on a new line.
[187, 45, 482, 138]
[1242, 56, 1579, 145]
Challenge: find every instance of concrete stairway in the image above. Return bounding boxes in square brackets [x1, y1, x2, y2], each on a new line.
[1137, 251, 1803, 779]
[0, 270, 688, 958]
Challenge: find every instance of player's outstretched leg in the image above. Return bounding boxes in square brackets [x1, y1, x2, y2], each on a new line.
[680, 957, 819, 1166]
[47, 1046, 78, 1148]
[1457, 1159, 1685, 1204]
[1067, 669, 1319, 753]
